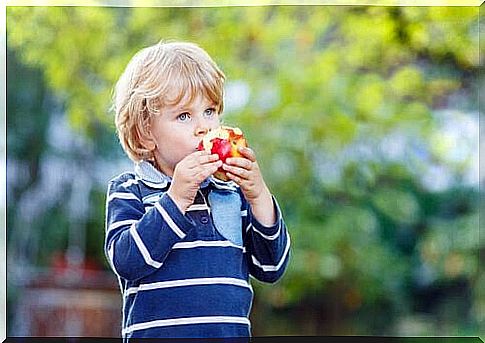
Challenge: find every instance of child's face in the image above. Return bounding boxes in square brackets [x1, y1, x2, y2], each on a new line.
[148, 90, 220, 176]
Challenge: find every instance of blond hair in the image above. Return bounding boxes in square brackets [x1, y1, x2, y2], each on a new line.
[112, 40, 226, 162]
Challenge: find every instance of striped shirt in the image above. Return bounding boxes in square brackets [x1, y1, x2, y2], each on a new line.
[104, 160, 291, 339]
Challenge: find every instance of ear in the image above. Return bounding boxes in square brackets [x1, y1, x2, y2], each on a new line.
[137, 122, 157, 151]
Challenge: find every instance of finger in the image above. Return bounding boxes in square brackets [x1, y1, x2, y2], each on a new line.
[185, 150, 213, 169]
[225, 156, 253, 170]
[222, 164, 250, 180]
[202, 160, 223, 172]
[237, 146, 256, 162]
[196, 161, 223, 181]
[198, 153, 220, 165]
[190, 150, 211, 157]
[225, 171, 243, 185]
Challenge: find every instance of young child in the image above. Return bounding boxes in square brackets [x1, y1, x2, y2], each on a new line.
[105, 40, 290, 339]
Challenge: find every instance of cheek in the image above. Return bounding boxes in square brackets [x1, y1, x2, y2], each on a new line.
[151, 122, 175, 141]
[210, 117, 221, 128]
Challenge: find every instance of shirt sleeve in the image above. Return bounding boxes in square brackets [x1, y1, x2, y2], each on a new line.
[242, 192, 291, 283]
[104, 176, 197, 282]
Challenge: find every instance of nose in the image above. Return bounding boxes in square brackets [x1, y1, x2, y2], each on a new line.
[195, 117, 213, 137]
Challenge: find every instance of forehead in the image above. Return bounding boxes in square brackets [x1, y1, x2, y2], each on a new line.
[162, 80, 217, 108]
[162, 88, 213, 110]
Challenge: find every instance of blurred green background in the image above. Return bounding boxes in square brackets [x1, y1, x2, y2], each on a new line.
[6, 5, 483, 337]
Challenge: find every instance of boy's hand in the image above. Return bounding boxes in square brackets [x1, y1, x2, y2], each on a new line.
[167, 151, 222, 213]
[222, 147, 276, 226]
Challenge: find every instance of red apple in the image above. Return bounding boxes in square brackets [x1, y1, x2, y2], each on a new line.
[197, 125, 248, 181]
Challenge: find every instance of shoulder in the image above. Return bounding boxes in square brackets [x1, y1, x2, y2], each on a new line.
[108, 171, 136, 185]
[107, 171, 139, 193]
[105, 172, 144, 207]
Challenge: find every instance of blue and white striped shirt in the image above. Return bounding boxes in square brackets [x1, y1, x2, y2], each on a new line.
[104, 160, 291, 339]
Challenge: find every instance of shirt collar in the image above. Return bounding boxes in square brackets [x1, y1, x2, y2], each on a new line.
[134, 160, 238, 191]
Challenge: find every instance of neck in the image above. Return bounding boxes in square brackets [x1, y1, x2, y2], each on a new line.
[152, 157, 174, 178]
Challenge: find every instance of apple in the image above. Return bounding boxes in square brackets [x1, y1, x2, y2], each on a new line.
[197, 125, 248, 181]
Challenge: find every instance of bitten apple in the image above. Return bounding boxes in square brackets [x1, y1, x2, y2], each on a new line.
[197, 125, 248, 181]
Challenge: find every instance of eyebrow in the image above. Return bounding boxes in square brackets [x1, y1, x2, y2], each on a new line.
[175, 102, 217, 113]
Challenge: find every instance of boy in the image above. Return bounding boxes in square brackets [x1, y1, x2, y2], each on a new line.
[105, 40, 290, 339]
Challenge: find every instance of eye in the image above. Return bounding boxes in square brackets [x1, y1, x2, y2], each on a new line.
[204, 108, 216, 117]
[177, 112, 190, 122]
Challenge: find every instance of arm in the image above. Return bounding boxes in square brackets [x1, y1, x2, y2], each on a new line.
[105, 151, 221, 282]
[223, 147, 291, 283]
[242, 192, 291, 283]
[104, 175, 197, 282]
